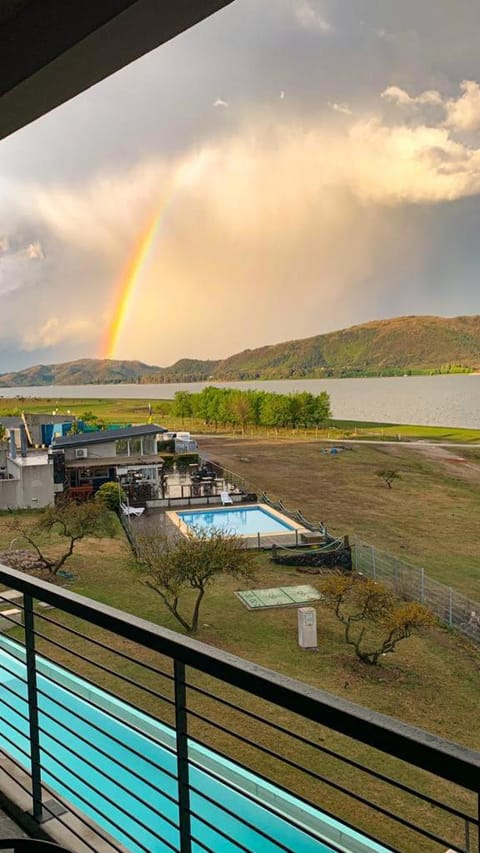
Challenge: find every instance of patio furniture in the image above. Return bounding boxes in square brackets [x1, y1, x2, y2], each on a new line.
[120, 502, 145, 518]
[220, 491, 233, 505]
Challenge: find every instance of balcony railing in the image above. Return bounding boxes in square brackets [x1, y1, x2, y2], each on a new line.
[0, 563, 479, 853]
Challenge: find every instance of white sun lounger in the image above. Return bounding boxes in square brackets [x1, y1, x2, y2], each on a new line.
[220, 491, 233, 505]
[120, 502, 145, 517]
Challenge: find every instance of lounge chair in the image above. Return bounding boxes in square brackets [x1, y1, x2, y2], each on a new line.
[120, 502, 145, 518]
[220, 491, 233, 505]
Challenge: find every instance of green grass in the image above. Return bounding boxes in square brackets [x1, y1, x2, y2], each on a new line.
[0, 510, 479, 851]
[1, 396, 480, 443]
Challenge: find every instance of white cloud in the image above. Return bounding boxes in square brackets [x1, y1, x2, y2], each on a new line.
[328, 101, 352, 115]
[445, 80, 480, 132]
[294, 1, 331, 32]
[381, 86, 443, 107]
[213, 98, 229, 108]
[7, 79, 480, 363]
[280, 90, 285, 100]
[22, 317, 93, 350]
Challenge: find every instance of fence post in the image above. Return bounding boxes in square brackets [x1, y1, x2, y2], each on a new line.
[24, 593, 44, 823]
[295, 529, 298, 547]
[371, 545, 376, 580]
[174, 660, 192, 853]
[257, 531, 261, 550]
[420, 568, 425, 603]
[449, 588, 453, 628]
[354, 535, 358, 572]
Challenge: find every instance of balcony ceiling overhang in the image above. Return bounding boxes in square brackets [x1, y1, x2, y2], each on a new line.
[0, 0, 234, 140]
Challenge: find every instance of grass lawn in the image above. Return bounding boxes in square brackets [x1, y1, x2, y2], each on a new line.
[0, 511, 479, 851]
[200, 436, 480, 600]
[2, 396, 480, 443]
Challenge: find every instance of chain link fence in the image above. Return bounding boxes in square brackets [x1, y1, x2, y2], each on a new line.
[354, 537, 480, 646]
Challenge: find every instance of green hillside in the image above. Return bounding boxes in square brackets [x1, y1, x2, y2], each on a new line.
[1, 315, 479, 386]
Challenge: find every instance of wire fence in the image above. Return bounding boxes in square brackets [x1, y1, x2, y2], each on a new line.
[354, 537, 480, 646]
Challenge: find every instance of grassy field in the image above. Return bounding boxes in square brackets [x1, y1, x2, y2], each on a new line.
[0, 508, 479, 851]
[1, 395, 480, 443]
[201, 436, 480, 599]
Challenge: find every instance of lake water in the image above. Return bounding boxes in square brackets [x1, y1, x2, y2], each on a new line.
[0, 374, 479, 429]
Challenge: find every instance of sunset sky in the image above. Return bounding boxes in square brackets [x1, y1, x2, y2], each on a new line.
[1, 0, 480, 370]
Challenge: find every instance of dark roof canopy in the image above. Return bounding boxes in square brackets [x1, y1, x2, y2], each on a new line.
[0, 0, 234, 140]
[52, 423, 166, 448]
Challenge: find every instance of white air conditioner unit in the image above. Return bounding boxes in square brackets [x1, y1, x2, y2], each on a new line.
[75, 448, 88, 459]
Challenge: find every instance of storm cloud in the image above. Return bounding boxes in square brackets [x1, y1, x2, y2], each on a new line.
[1, 0, 480, 369]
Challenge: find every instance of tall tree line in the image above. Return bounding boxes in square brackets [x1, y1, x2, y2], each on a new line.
[172, 386, 331, 430]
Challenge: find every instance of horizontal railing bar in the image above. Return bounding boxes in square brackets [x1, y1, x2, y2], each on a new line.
[34, 609, 175, 683]
[30, 625, 176, 707]
[36, 718, 180, 830]
[33, 676, 178, 780]
[36, 752, 163, 853]
[189, 805, 251, 853]
[0, 564, 478, 791]
[31, 644, 178, 752]
[188, 778, 330, 853]
[186, 830, 213, 853]
[185, 679, 474, 821]
[37, 731, 179, 845]
[188, 746, 399, 853]
[0, 760, 101, 853]
[0, 719, 35, 763]
[187, 733, 457, 852]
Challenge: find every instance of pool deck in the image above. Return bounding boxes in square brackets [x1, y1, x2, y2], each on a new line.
[167, 502, 309, 543]
[0, 804, 28, 840]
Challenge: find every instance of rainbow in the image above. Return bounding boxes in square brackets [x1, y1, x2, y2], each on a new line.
[102, 209, 163, 360]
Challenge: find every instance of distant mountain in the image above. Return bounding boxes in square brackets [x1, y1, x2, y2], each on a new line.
[1, 315, 479, 387]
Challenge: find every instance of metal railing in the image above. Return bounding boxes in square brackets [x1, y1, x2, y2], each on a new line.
[0, 564, 478, 853]
[354, 538, 480, 646]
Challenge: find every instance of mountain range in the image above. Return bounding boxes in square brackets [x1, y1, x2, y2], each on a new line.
[1, 315, 479, 387]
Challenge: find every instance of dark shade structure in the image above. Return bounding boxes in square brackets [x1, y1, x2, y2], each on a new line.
[0, 0, 234, 139]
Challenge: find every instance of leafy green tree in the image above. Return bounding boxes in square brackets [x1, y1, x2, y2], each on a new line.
[172, 391, 193, 424]
[313, 392, 331, 425]
[95, 481, 126, 510]
[138, 528, 255, 633]
[10, 501, 115, 575]
[320, 573, 433, 665]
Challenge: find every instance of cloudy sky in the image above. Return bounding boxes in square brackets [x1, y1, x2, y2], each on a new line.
[1, 0, 480, 371]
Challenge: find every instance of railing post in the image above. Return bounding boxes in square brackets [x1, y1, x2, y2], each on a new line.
[174, 660, 192, 853]
[24, 592, 43, 823]
[295, 529, 298, 547]
[257, 531, 261, 550]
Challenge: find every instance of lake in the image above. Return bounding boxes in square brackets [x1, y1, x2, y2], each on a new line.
[1, 375, 479, 429]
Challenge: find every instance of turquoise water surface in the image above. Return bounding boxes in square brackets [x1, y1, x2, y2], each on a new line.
[177, 506, 295, 536]
[0, 638, 387, 853]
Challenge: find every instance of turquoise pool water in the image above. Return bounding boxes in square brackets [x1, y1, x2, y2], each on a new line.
[0, 637, 387, 853]
[177, 506, 295, 536]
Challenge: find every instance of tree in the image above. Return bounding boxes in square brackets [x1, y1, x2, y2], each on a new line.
[10, 500, 115, 575]
[376, 469, 401, 489]
[138, 528, 255, 633]
[95, 481, 126, 510]
[319, 573, 434, 665]
[172, 391, 193, 424]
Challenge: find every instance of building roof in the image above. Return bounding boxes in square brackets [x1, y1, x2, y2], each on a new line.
[65, 454, 164, 469]
[1, 0, 234, 140]
[0, 416, 23, 429]
[52, 424, 166, 448]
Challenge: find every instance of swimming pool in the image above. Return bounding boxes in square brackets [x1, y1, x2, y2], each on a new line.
[0, 637, 388, 853]
[176, 505, 297, 536]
